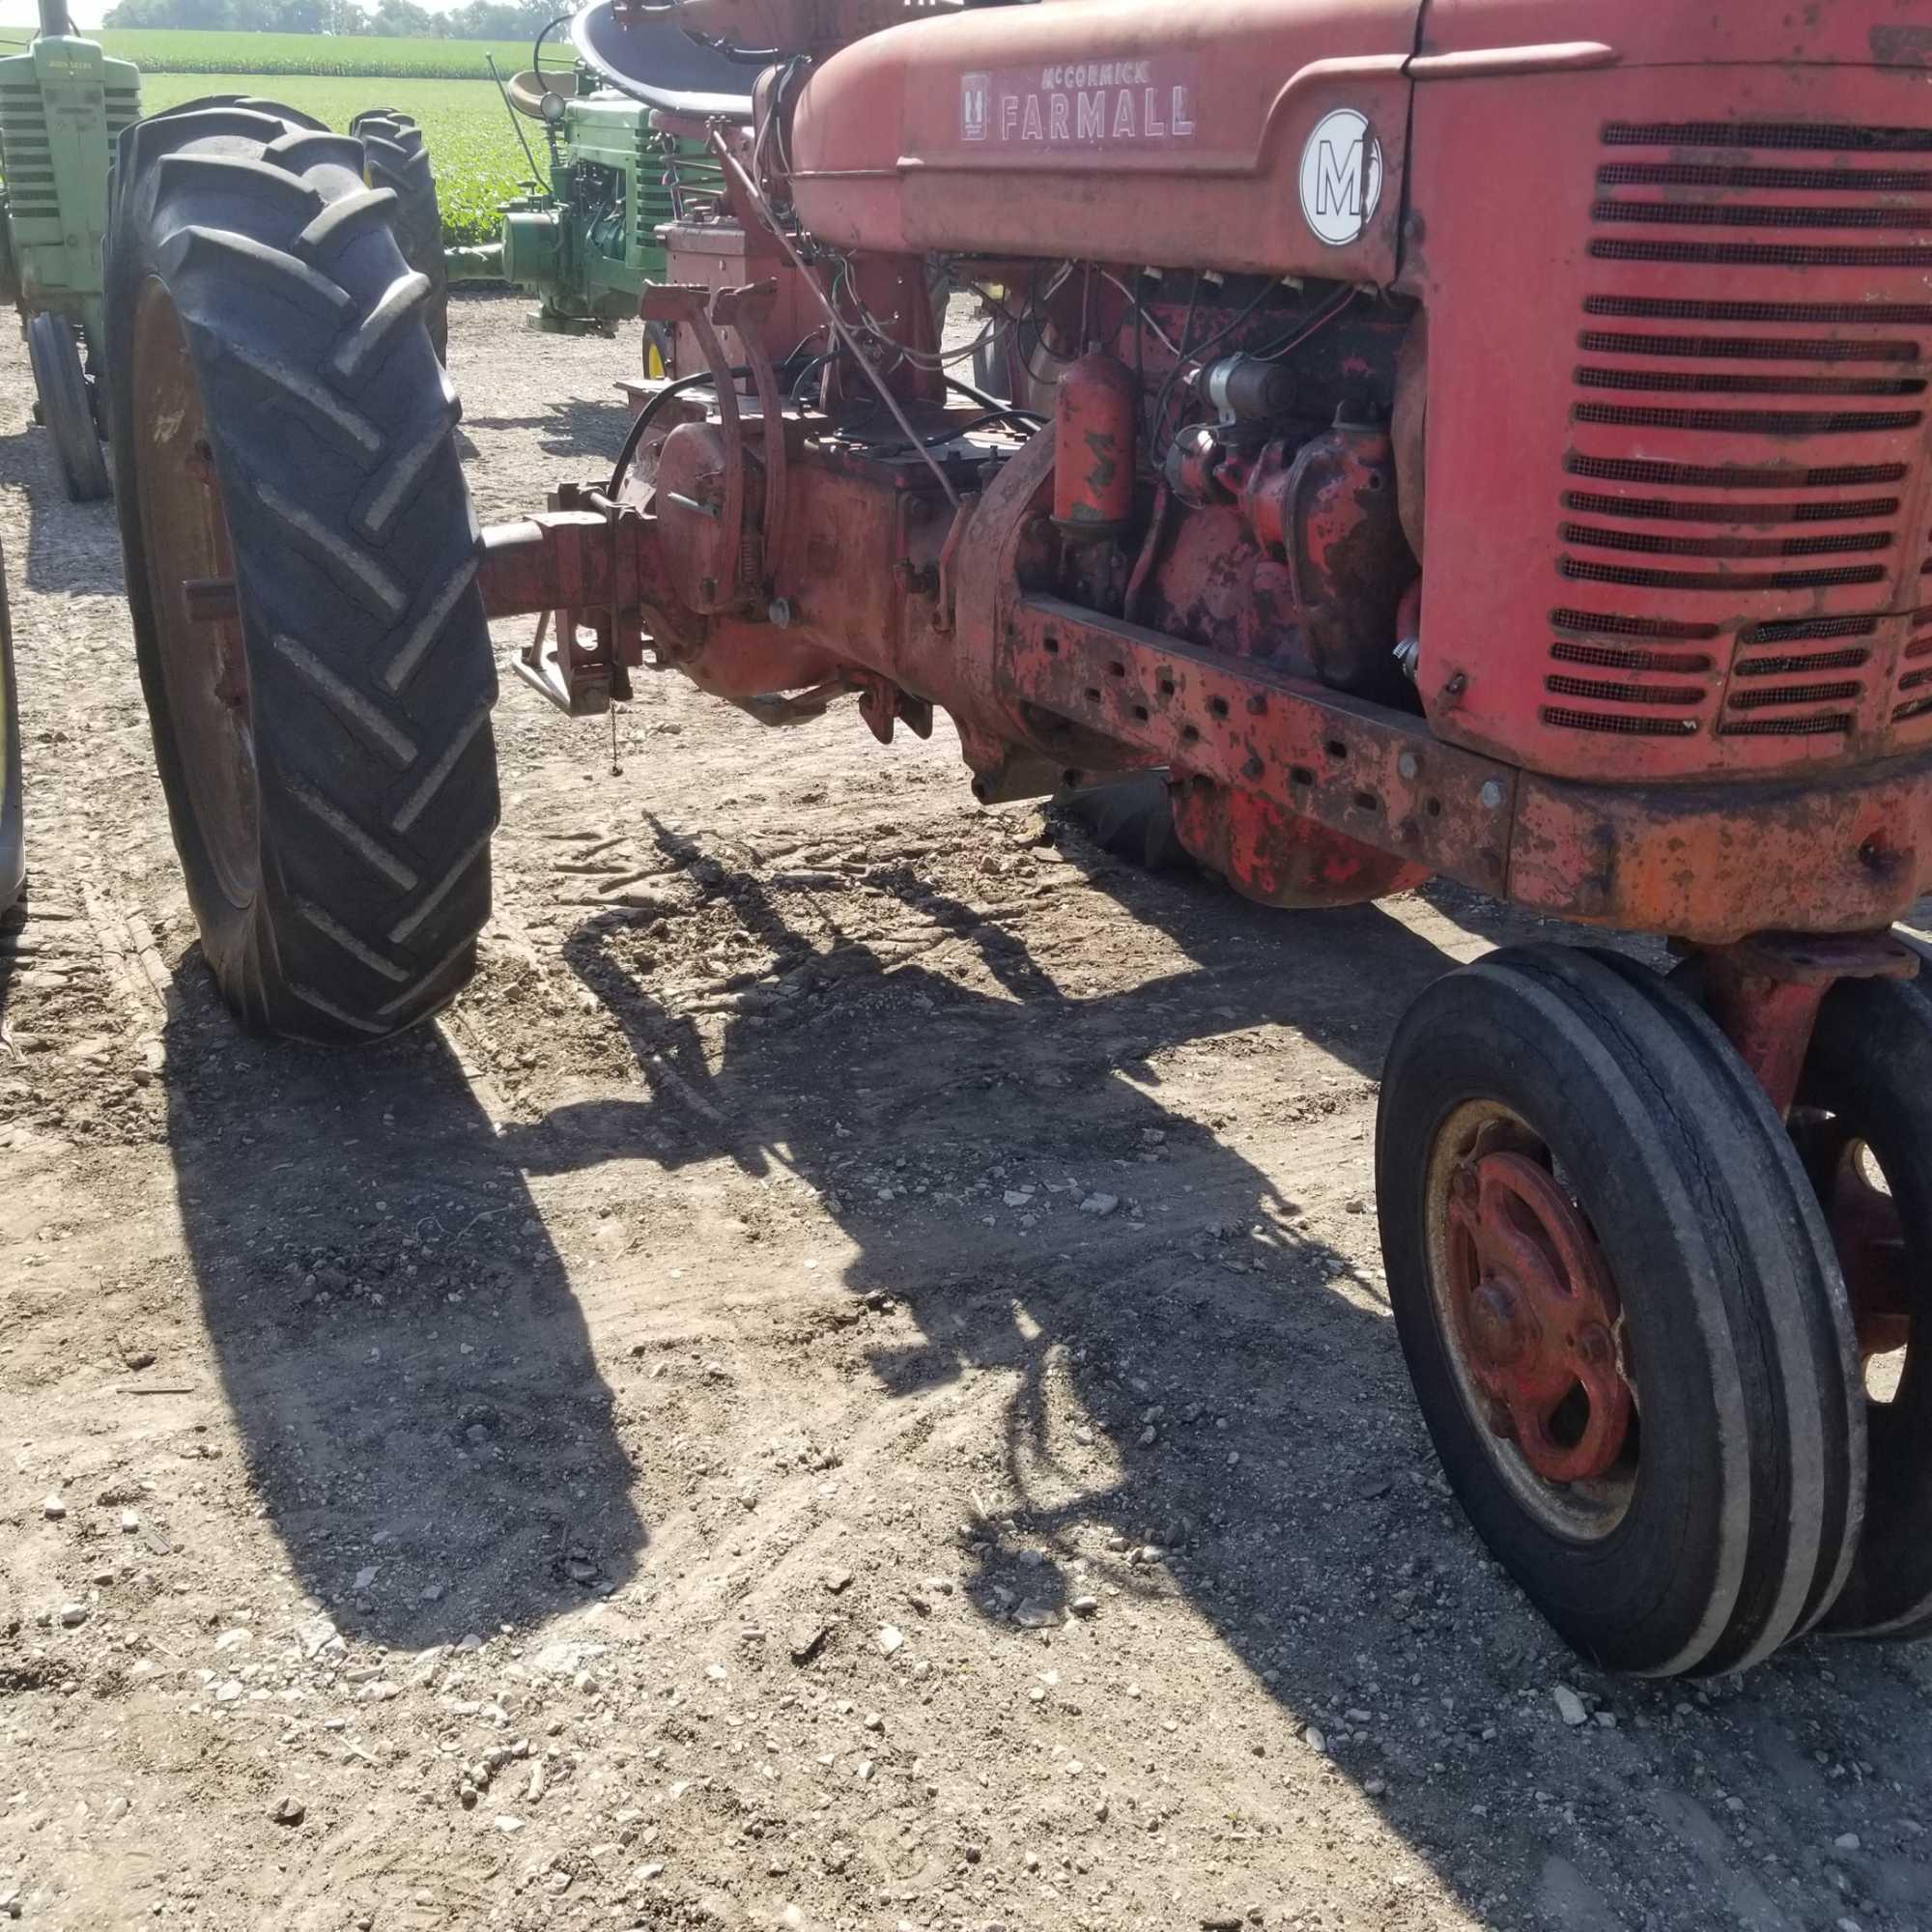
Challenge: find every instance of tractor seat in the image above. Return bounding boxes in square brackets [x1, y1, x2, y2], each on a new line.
[571, 1, 759, 121]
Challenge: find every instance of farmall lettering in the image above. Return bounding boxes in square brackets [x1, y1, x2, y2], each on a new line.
[958, 57, 1199, 148]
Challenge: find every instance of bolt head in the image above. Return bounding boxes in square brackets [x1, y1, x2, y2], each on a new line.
[1468, 1279, 1530, 1370]
[1575, 1322, 1615, 1370]
[1479, 779, 1505, 811]
[1397, 751, 1419, 781]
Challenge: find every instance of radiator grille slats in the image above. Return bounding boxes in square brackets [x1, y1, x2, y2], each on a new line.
[1559, 524, 1891, 559]
[1733, 649, 1872, 675]
[1603, 121, 1932, 153]
[1564, 454, 1905, 489]
[1583, 295, 1932, 324]
[1598, 161, 1932, 194]
[1593, 199, 1932, 232]
[1579, 330, 1919, 363]
[1548, 117, 1932, 750]
[1561, 491, 1899, 526]
[1577, 367, 1923, 397]
[1574, 402, 1921, 436]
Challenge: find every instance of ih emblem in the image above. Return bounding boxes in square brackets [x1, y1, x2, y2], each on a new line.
[961, 71, 991, 141]
[1299, 108, 1382, 246]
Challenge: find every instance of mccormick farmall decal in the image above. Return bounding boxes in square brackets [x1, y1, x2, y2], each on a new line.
[960, 58, 1200, 147]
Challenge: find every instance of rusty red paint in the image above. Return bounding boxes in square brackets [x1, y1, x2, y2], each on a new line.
[1703, 965, 1829, 1122]
[1399, 46, 1932, 785]
[1697, 927, 1918, 1116]
[1239, 418, 1412, 705]
[475, 470, 1932, 942]
[1053, 352, 1138, 541]
[478, 7, 1932, 987]
[1819, 1144, 1912, 1360]
[1171, 773, 1426, 909]
[787, 0, 1418, 279]
[1444, 1151, 1633, 1485]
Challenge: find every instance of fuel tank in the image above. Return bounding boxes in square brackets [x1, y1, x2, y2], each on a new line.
[788, 0, 1422, 281]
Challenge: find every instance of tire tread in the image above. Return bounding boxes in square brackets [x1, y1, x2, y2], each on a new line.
[107, 103, 497, 1043]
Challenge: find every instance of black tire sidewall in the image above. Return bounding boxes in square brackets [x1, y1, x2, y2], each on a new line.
[1378, 957, 1752, 1674]
[1587, 946, 1862, 1642]
[1804, 974, 1932, 1636]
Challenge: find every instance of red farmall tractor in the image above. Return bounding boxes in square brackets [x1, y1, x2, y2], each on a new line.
[103, 0, 1932, 1676]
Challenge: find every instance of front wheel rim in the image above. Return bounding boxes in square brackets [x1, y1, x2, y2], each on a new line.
[1424, 1098, 1640, 1542]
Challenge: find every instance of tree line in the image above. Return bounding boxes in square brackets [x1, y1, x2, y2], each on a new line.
[103, 0, 563, 40]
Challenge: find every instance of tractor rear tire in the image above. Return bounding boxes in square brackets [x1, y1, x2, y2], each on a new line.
[107, 102, 497, 1043]
[352, 109, 449, 363]
[137, 92, 326, 131]
[27, 312, 109, 502]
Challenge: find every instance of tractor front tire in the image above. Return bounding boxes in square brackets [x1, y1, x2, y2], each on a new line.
[27, 312, 109, 502]
[352, 109, 449, 363]
[1378, 946, 1859, 1675]
[107, 103, 497, 1043]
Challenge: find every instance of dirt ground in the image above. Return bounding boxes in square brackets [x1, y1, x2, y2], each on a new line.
[2, 291, 1930, 1932]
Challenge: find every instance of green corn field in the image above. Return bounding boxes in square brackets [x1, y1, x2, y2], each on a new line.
[97, 29, 532, 79]
[135, 63, 539, 247]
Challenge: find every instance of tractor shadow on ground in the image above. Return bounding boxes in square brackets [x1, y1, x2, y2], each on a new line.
[0, 900, 22, 1030]
[463, 393, 637, 468]
[158, 953, 646, 1652]
[516, 815, 1921, 1932]
[0, 398, 125, 597]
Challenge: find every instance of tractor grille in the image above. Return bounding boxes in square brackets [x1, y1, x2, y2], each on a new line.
[0, 86, 56, 221]
[634, 124, 673, 254]
[0, 73, 139, 225]
[1547, 119, 1932, 753]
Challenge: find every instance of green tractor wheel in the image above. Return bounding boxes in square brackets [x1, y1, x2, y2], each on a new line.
[352, 109, 449, 363]
[27, 312, 108, 502]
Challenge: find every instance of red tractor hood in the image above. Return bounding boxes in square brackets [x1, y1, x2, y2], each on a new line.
[788, 0, 1932, 280]
[788, 0, 1425, 281]
[1414, 0, 1932, 69]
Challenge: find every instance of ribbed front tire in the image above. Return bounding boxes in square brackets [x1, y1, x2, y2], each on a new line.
[1378, 946, 1861, 1675]
[26, 312, 109, 502]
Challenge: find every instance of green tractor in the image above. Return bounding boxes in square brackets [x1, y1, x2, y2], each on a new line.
[448, 4, 739, 353]
[0, 0, 138, 501]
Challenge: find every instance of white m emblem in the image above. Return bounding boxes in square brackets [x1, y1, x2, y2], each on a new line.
[1299, 108, 1383, 246]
